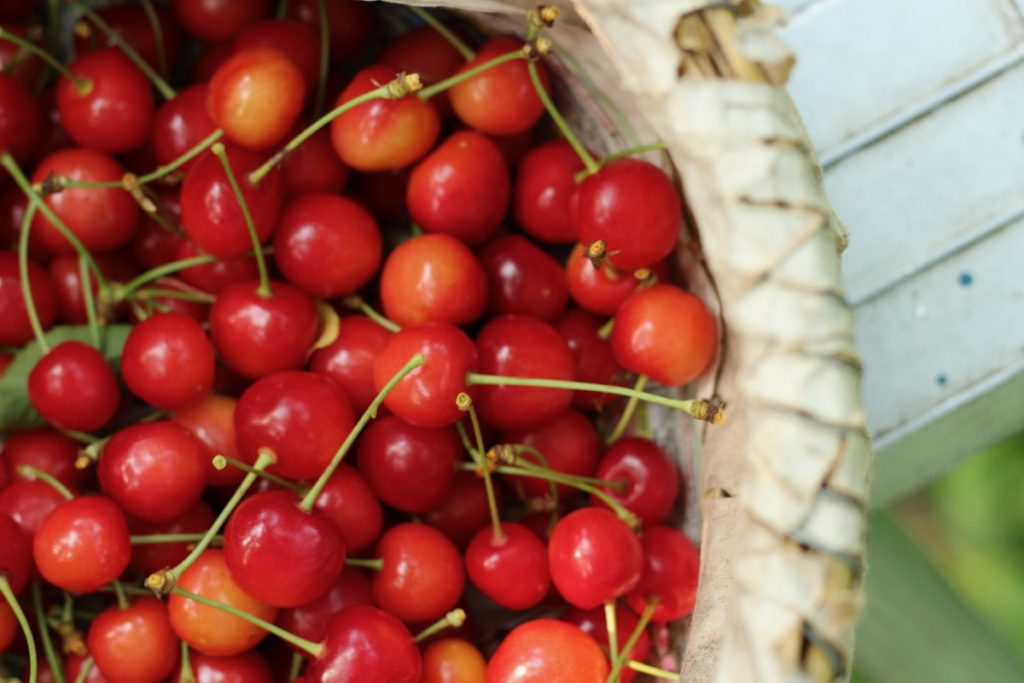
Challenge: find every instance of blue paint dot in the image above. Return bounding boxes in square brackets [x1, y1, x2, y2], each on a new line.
[937, 374, 948, 386]
[959, 272, 973, 286]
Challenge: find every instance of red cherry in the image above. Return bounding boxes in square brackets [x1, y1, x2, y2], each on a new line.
[355, 415, 458, 513]
[48, 251, 137, 324]
[0, 478, 76, 542]
[286, 0, 372, 63]
[152, 84, 218, 172]
[235, 370, 354, 480]
[33, 495, 131, 593]
[563, 605, 651, 683]
[224, 489, 346, 608]
[235, 20, 321, 93]
[548, 507, 643, 608]
[555, 308, 630, 410]
[379, 26, 464, 117]
[2, 429, 85, 490]
[466, 523, 549, 610]
[306, 605, 421, 683]
[330, 64, 440, 172]
[372, 523, 465, 623]
[180, 145, 284, 258]
[31, 148, 139, 255]
[449, 37, 549, 135]
[380, 233, 487, 327]
[98, 421, 209, 523]
[28, 341, 121, 432]
[57, 48, 155, 153]
[73, 4, 181, 74]
[573, 159, 681, 271]
[87, 597, 179, 683]
[310, 465, 383, 555]
[208, 47, 305, 151]
[174, 649, 272, 683]
[172, 393, 245, 488]
[421, 470, 498, 551]
[500, 409, 601, 500]
[192, 42, 234, 81]
[281, 129, 349, 196]
[354, 168, 409, 223]
[593, 438, 680, 525]
[478, 234, 568, 321]
[128, 503, 215, 576]
[174, 239, 259, 294]
[0, 73, 41, 167]
[0, 512, 31, 594]
[277, 566, 373, 649]
[626, 526, 700, 623]
[610, 284, 716, 386]
[566, 243, 647, 316]
[209, 280, 318, 379]
[171, 0, 270, 44]
[474, 315, 575, 431]
[0, 251, 58, 347]
[374, 323, 477, 429]
[486, 619, 608, 683]
[121, 312, 215, 410]
[273, 193, 382, 297]
[309, 315, 392, 414]
[0, 24, 45, 88]
[514, 140, 584, 243]
[406, 130, 509, 246]
[421, 638, 486, 683]
[168, 550, 278, 656]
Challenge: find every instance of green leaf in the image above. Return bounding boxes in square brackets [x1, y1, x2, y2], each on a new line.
[0, 325, 132, 431]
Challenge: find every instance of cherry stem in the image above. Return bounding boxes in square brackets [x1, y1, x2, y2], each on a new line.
[605, 601, 620, 666]
[413, 608, 466, 643]
[465, 373, 724, 424]
[112, 580, 129, 610]
[16, 204, 49, 353]
[30, 583, 63, 683]
[341, 295, 400, 333]
[210, 143, 271, 297]
[138, 0, 168, 78]
[71, 657, 94, 683]
[344, 557, 383, 571]
[0, 577, 36, 683]
[139, 128, 225, 185]
[607, 598, 659, 682]
[589, 142, 668, 175]
[0, 26, 90, 95]
[133, 287, 216, 305]
[249, 77, 420, 185]
[288, 651, 303, 681]
[419, 50, 521, 100]
[116, 255, 217, 300]
[79, 255, 102, 349]
[61, 429, 97, 445]
[212, 455, 305, 495]
[626, 661, 678, 680]
[148, 449, 276, 594]
[130, 533, 223, 545]
[597, 317, 614, 340]
[177, 642, 194, 683]
[508, 444, 626, 491]
[606, 375, 648, 445]
[1, 153, 108, 290]
[312, 0, 329, 118]
[17, 466, 74, 501]
[526, 60, 600, 174]
[298, 353, 426, 512]
[408, 6, 475, 61]
[457, 393, 504, 543]
[71, 1, 176, 100]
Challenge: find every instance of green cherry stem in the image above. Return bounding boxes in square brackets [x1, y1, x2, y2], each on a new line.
[79, 255, 102, 349]
[341, 295, 400, 333]
[507, 443, 561, 535]
[312, 0, 329, 118]
[626, 661, 679, 680]
[457, 393, 504, 543]
[418, 49, 521, 100]
[506, 444, 625, 491]
[137, 128, 224, 185]
[344, 557, 383, 571]
[571, 142, 670, 182]
[130, 533, 223, 545]
[606, 375, 648, 445]
[0, 577, 36, 683]
[297, 353, 426, 512]
[115, 255, 218, 301]
[604, 601, 619, 667]
[132, 288, 216, 305]
[212, 455, 305, 495]
[146, 450, 276, 595]
[17, 466, 74, 501]
[177, 642, 194, 683]
[61, 429, 98, 445]
[210, 142, 271, 297]
[607, 598, 659, 682]
[71, 656, 95, 683]
[597, 317, 614, 340]
[0, 26, 90, 95]
[288, 651, 303, 681]
[112, 580, 130, 610]
[408, 6, 474, 61]
[170, 586, 324, 658]
[138, 0, 169, 79]
[16, 203, 49, 353]
[526, 59, 599, 175]
[71, 1, 177, 100]
[30, 582, 63, 683]
[413, 609, 466, 643]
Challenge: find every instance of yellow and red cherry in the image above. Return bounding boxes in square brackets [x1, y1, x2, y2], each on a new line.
[486, 619, 608, 683]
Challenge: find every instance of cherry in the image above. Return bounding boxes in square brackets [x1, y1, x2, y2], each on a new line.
[310, 465, 383, 555]
[449, 37, 548, 135]
[486, 619, 608, 683]
[172, 0, 270, 43]
[235, 20, 321, 94]
[573, 159, 681, 271]
[208, 47, 305, 151]
[277, 566, 373, 649]
[224, 489, 346, 608]
[0, 478, 76, 542]
[355, 415, 459, 513]
[33, 495, 131, 594]
[514, 140, 584, 243]
[129, 502, 215, 576]
[380, 233, 487, 327]
[593, 437, 680, 525]
[309, 315, 392, 414]
[354, 168, 410, 223]
[330, 64, 440, 172]
[48, 250, 136, 324]
[168, 550, 278, 656]
[372, 523, 465, 623]
[626, 526, 700, 623]
[28, 341, 121, 432]
[174, 239, 259, 294]
[273, 193, 381, 298]
[175, 649, 273, 683]
[2, 430, 83, 490]
[31, 148, 139, 255]
[379, 25, 465, 115]
[121, 311, 215, 410]
[286, 0, 373, 63]
[56, 48, 155, 153]
[281, 129, 349, 196]
[73, 4, 182, 75]
[500, 408, 601, 500]
[208, 280, 318, 379]
[566, 243, 647, 316]
[548, 507, 643, 609]
[172, 393, 245, 488]
[465, 523, 549, 610]
[406, 130, 510, 245]
[235, 370, 354, 480]
[65, 654, 112, 683]
[87, 596, 179, 683]
[305, 605, 420, 683]
[152, 84, 218, 172]
[0, 24, 45, 88]
[0, 73, 41, 168]
[422, 638, 486, 683]
[0, 251, 58, 347]
[473, 315, 575, 430]
[563, 604, 651, 683]
[478, 234, 568, 321]
[374, 323, 477, 429]
[422, 471, 494, 549]
[98, 421, 209, 523]
[0, 511, 31, 594]
[180, 145, 284, 258]
[555, 309, 630, 410]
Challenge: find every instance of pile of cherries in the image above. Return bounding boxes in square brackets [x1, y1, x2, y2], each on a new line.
[0, 1, 721, 682]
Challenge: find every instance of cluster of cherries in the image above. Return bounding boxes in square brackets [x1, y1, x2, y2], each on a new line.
[0, 1, 721, 682]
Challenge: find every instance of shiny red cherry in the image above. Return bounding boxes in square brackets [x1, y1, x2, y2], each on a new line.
[486, 619, 608, 683]
[152, 84, 218, 172]
[309, 316, 392, 414]
[87, 597, 179, 683]
[372, 523, 464, 623]
[277, 566, 373, 649]
[121, 312, 215, 410]
[500, 408, 601, 500]
[171, 0, 270, 44]
[0, 251, 57, 347]
[478, 234, 568, 321]
[1, 429, 85, 490]
[593, 438, 680, 525]
[28, 341, 121, 432]
[281, 129, 349, 196]
[626, 526, 700, 623]
[306, 605, 420, 683]
[0, 478, 76, 542]
[310, 465, 383, 555]
[514, 140, 584, 243]
[466, 523, 549, 610]
[172, 393, 245, 488]
[566, 243, 646, 316]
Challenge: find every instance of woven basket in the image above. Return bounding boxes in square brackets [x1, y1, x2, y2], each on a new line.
[381, 1, 872, 681]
